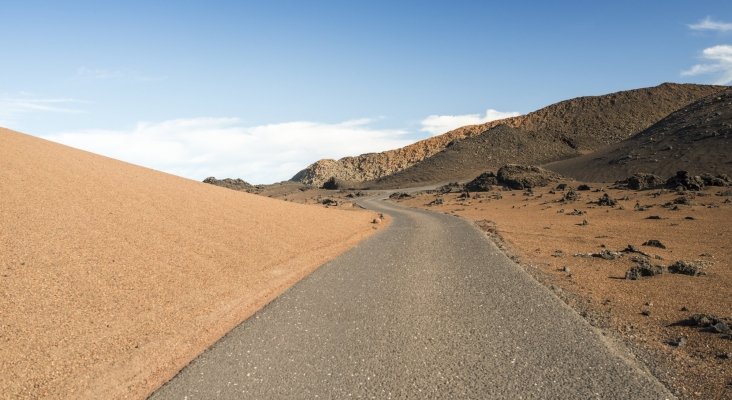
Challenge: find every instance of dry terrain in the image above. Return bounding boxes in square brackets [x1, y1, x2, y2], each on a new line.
[0, 129, 383, 399]
[395, 183, 731, 399]
[547, 88, 732, 181]
[293, 83, 724, 188]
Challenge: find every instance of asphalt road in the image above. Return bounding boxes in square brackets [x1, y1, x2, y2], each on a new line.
[150, 197, 673, 399]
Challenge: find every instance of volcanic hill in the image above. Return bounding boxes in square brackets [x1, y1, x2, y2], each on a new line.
[292, 83, 724, 188]
[545, 88, 732, 182]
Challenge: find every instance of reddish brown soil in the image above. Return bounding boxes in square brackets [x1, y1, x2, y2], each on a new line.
[400, 184, 731, 399]
[0, 129, 383, 399]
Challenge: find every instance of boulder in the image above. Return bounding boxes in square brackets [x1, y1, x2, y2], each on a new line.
[496, 164, 562, 190]
[465, 172, 498, 192]
[666, 171, 704, 191]
[625, 173, 664, 190]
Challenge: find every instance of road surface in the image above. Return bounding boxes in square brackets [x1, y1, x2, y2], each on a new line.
[151, 196, 673, 399]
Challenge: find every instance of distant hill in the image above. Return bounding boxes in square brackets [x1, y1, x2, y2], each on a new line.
[291, 83, 724, 188]
[545, 88, 732, 182]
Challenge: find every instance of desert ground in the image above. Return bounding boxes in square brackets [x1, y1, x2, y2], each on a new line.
[390, 182, 731, 399]
[3, 84, 730, 399]
[0, 129, 384, 399]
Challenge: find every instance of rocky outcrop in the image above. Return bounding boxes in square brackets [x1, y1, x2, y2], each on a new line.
[292, 83, 725, 187]
[203, 177, 253, 191]
[496, 165, 562, 189]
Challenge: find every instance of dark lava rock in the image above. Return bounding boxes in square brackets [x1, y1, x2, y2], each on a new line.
[666, 171, 704, 191]
[457, 192, 471, 199]
[577, 184, 592, 191]
[700, 173, 731, 187]
[625, 262, 665, 280]
[321, 177, 359, 190]
[668, 260, 705, 276]
[712, 321, 731, 334]
[682, 314, 727, 328]
[439, 182, 463, 194]
[667, 337, 687, 347]
[622, 245, 650, 257]
[642, 240, 667, 249]
[496, 164, 562, 190]
[597, 193, 617, 206]
[203, 176, 253, 191]
[465, 172, 498, 192]
[389, 192, 412, 200]
[646, 215, 663, 220]
[562, 189, 579, 202]
[555, 183, 568, 190]
[673, 195, 693, 205]
[624, 173, 665, 190]
[592, 250, 621, 260]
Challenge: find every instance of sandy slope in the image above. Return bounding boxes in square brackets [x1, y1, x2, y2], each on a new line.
[0, 129, 381, 399]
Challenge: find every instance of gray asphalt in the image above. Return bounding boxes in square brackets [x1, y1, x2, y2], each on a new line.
[150, 197, 673, 399]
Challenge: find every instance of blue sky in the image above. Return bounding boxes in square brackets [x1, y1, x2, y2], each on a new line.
[1, 1, 731, 183]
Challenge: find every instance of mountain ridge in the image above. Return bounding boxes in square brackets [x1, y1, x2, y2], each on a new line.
[292, 83, 725, 187]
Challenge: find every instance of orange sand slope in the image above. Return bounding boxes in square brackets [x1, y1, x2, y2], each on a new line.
[0, 129, 380, 399]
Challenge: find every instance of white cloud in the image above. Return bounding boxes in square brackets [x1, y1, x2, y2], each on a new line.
[0, 95, 86, 125]
[420, 109, 520, 136]
[41, 117, 414, 184]
[682, 44, 732, 84]
[688, 17, 732, 32]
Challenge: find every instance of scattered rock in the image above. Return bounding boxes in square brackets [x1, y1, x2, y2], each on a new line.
[389, 192, 412, 200]
[567, 209, 585, 215]
[700, 173, 731, 187]
[625, 262, 665, 280]
[597, 193, 617, 206]
[438, 182, 463, 194]
[712, 321, 731, 334]
[562, 189, 579, 202]
[321, 176, 359, 190]
[645, 215, 663, 220]
[371, 218, 381, 224]
[666, 171, 704, 191]
[592, 250, 621, 260]
[428, 198, 444, 206]
[667, 337, 687, 347]
[642, 239, 666, 249]
[668, 260, 706, 276]
[465, 172, 498, 192]
[496, 164, 562, 190]
[203, 177, 253, 191]
[622, 245, 650, 257]
[623, 173, 665, 190]
[555, 183, 568, 190]
[321, 198, 339, 206]
[577, 184, 592, 191]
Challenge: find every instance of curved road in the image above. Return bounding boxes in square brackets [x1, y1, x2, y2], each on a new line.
[151, 197, 673, 399]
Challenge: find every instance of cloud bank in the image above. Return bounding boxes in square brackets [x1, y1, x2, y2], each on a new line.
[682, 44, 732, 84]
[41, 117, 414, 184]
[688, 17, 732, 32]
[420, 109, 520, 136]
